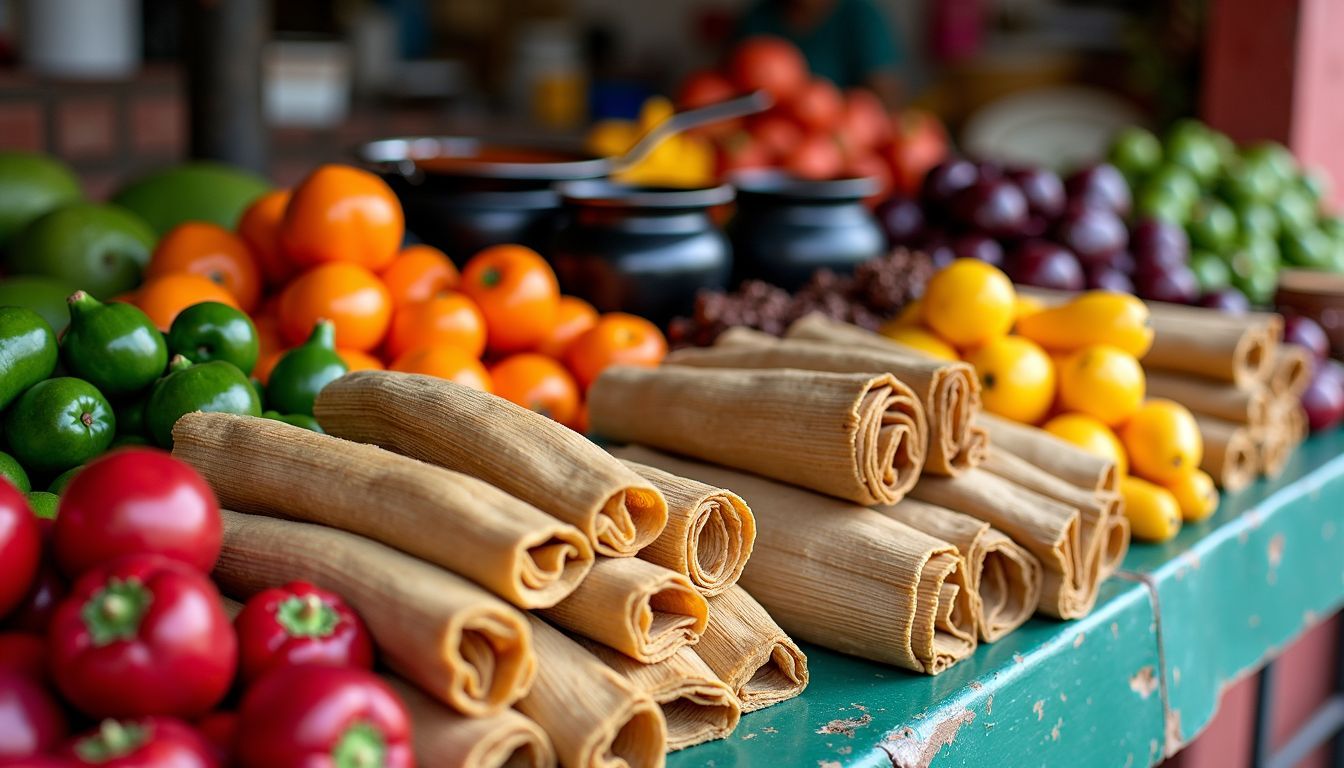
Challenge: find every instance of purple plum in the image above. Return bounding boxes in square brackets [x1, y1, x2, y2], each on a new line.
[1087, 266, 1135, 294]
[952, 179, 1029, 238]
[1131, 218, 1190, 269]
[1057, 205, 1128, 263]
[1066, 163, 1132, 216]
[876, 197, 926, 246]
[1300, 361, 1344, 432]
[1009, 240, 1085, 290]
[1281, 315, 1331, 360]
[921, 159, 979, 211]
[950, 234, 1004, 266]
[1007, 167, 1067, 220]
[1197, 288, 1252, 315]
[1136, 264, 1200, 304]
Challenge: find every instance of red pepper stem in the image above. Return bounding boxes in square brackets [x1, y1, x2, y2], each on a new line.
[74, 719, 149, 762]
[276, 593, 340, 638]
[333, 722, 387, 768]
[82, 577, 152, 646]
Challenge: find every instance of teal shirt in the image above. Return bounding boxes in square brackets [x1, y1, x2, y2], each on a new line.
[737, 0, 903, 88]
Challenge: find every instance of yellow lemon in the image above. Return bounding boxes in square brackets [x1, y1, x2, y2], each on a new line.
[878, 326, 959, 361]
[1121, 399, 1204, 484]
[638, 96, 675, 130]
[921, 259, 1016, 348]
[1057, 344, 1146, 426]
[1120, 475, 1183, 542]
[964, 335, 1055, 424]
[1013, 294, 1046, 323]
[1042, 413, 1128, 476]
[1015, 290, 1154, 357]
[586, 119, 637, 157]
[1166, 469, 1218, 522]
[884, 299, 924, 329]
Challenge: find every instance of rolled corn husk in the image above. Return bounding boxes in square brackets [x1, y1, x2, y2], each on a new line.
[590, 365, 926, 506]
[910, 469, 1096, 619]
[979, 414, 1119, 495]
[613, 446, 977, 674]
[770, 315, 990, 475]
[516, 616, 667, 768]
[1268, 345, 1313, 400]
[220, 595, 243, 619]
[315, 371, 668, 558]
[1145, 302, 1281, 387]
[173, 413, 593, 609]
[1196, 415, 1257, 491]
[1255, 400, 1306, 479]
[697, 585, 808, 712]
[539, 557, 708, 664]
[388, 678, 556, 768]
[216, 510, 535, 716]
[619, 460, 755, 597]
[578, 641, 740, 752]
[875, 499, 1041, 642]
[1143, 371, 1272, 432]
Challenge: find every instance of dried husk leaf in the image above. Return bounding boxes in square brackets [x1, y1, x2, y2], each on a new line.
[1144, 371, 1271, 431]
[1196, 415, 1257, 491]
[388, 678, 556, 768]
[979, 414, 1119, 495]
[697, 585, 808, 712]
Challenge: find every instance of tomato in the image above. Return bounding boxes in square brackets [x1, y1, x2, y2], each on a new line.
[536, 296, 599, 359]
[677, 70, 741, 139]
[841, 88, 892, 149]
[846, 151, 895, 207]
[379, 244, 459, 307]
[133, 274, 239, 332]
[278, 262, 393, 352]
[280, 164, 404, 272]
[886, 110, 950, 197]
[53, 449, 221, 579]
[237, 189, 296, 289]
[490, 353, 581, 424]
[234, 581, 374, 686]
[564, 312, 668, 390]
[50, 555, 237, 718]
[3, 557, 65, 634]
[147, 222, 262, 313]
[0, 634, 46, 681]
[785, 78, 844, 132]
[383, 292, 487, 361]
[389, 346, 492, 393]
[193, 712, 236, 767]
[748, 112, 802, 160]
[237, 665, 413, 768]
[0, 480, 39, 620]
[728, 36, 808, 102]
[459, 245, 559, 354]
[0, 670, 67, 760]
[786, 133, 845, 180]
[62, 718, 218, 768]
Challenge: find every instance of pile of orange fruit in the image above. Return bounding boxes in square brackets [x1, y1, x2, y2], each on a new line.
[120, 164, 669, 432]
[883, 258, 1214, 543]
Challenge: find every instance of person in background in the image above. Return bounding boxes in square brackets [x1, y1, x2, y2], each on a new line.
[736, 0, 905, 106]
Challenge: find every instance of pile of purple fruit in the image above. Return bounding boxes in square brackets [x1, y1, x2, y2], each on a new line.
[877, 157, 1251, 312]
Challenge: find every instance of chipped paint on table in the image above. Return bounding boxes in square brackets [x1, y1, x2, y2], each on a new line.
[668, 430, 1344, 768]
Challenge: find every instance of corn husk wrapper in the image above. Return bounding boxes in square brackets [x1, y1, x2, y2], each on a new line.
[979, 414, 1119, 495]
[539, 557, 707, 664]
[1145, 302, 1282, 387]
[613, 446, 977, 674]
[173, 413, 593, 609]
[1268, 345, 1313, 400]
[698, 585, 808, 712]
[1196, 415, 1258, 491]
[216, 510, 535, 716]
[1144, 371, 1271, 432]
[620, 460, 755, 597]
[388, 678, 556, 768]
[517, 616, 666, 768]
[315, 371, 668, 557]
[590, 365, 926, 506]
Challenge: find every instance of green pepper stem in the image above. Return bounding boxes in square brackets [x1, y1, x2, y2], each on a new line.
[307, 320, 337, 350]
[168, 354, 194, 373]
[74, 719, 149, 762]
[333, 722, 387, 768]
[275, 592, 340, 638]
[82, 577, 152, 646]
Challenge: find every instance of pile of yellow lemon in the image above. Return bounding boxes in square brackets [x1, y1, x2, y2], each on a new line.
[885, 259, 1216, 543]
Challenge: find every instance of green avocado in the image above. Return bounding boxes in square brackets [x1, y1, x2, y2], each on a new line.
[111, 162, 271, 235]
[0, 450, 31, 493]
[0, 152, 82, 246]
[5, 202, 155, 298]
[26, 491, 58, 520]
[167, 301, 259, 375]
[0, 276, 78, 334]
[47, 464, 84, 495]
[265, 321, 348, 417]
[60, 292, 168, 397]
[0, 306, 58, 410]
[3, 377, 115, 475]
[146, 356, 262, 448]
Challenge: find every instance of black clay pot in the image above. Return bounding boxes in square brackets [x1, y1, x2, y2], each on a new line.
[357, 137, 609, 264]
[729, 170, 884, 291]
[551, 181, 735, 326]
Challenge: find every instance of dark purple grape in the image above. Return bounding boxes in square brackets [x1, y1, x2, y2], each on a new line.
[1300, 362, 1344, 431]
[1098, 250, 1136, 273]
[876, 197, 926, 246]
[1057, 206, 1128, 263]
[1020, 214, 1051, 239]
[950, 234, 1004, 266]
[1066, 163, 1132, 216]
[922, 235, 956, 269]
[951, 179, 1029, 238]
[921, 159, 979, 211]
[1009, 239, 1085, 290]
[1007, 167, 1066, 220]
[1086, 266, 1135, 293]
[1136, 264, 1200, 304]
[1281, 315, 1330, 360]
[1131, 218, 1190, 269]
[1197, 287, 1251, 314]
[973, 160, 1004, 181]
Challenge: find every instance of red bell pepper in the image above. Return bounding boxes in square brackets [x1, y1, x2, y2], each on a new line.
[0, 669, 68, 759]
[237, 665, 413, 768]
[0, 479, 40, 619]
[53, 449, 221, 579]
[62, 718, 218, 768]
[193, 711, 237, 766]
[49, 555, 237, 718]
[234, 581, 374, 685]
[0, 633, 47, 682]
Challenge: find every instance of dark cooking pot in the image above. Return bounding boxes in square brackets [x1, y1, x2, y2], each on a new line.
[729, 170, 884, 291]
[551, 180, 735, 326]
[357, 136, 609, 264]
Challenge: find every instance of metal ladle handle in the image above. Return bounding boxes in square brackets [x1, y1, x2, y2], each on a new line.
[610, 90, 774, 173]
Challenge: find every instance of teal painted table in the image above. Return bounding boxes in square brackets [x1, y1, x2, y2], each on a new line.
[668, 431, 1344, 768]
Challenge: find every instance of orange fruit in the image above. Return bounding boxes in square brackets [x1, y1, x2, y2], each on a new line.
[460, 245, 560, 354]
[922, 259, 1016, 349]
[383, 292, 487, 361]
[537, 296, 599, 359]
[278, 262, 393, 352]
[237, 189, 295, 289]
[147, 221, 262, 312]
[963, 335, 1056, 424]
[490, 353, 581, 424]
[337, 348, 384, 372]
[253, 348, 286, 385]
[252, 312, 284, 360]
[1056, 344, 1145, 426]
[1121, 399, 1203, 485]
[381, 245, 459, 307]
[564, 312, 668, 390]
[569, 401, 589, 434]
[390, 345, 492, 392]
[280, 164, 404, 272]
[134, 273, 240, 331]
